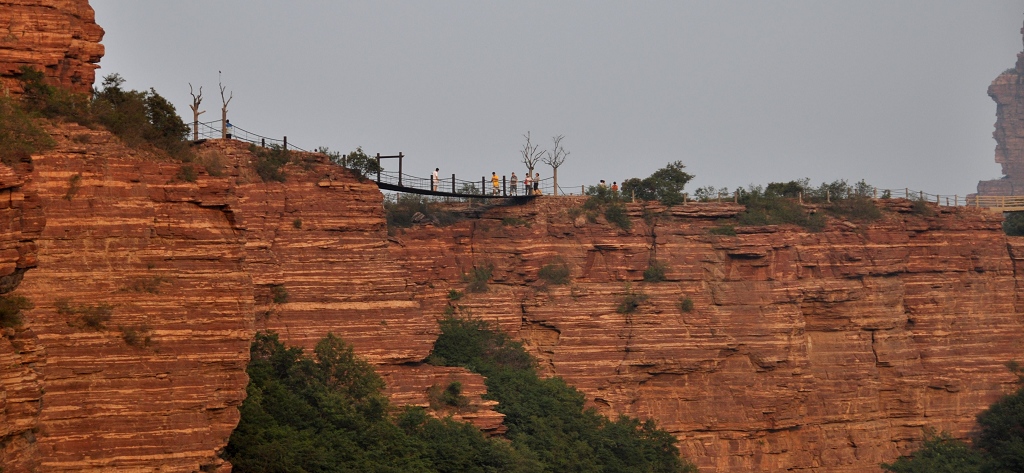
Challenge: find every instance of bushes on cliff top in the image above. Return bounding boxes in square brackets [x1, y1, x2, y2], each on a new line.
[14, 69, 191, 159]
[250, 144, 289, 182]
[384, 194, 462, 235]
[576, 185, 632, 231]
[225, 331, 531, 473]
[0, 95, 55, 166]
[620, 161, 694, 206]
[427, 314, 697, 472]
[703, 179, 883, 231]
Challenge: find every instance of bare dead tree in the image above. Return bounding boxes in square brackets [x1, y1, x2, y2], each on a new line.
[520, 131, 545, 180]
[188, 83, 205, 141]
[219, 71, 233, 139]
[543, 134, 569, 196]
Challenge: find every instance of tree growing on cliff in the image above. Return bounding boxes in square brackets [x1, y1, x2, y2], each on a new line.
[91, 73, 190, 157]
[881, 379, 1024, 472]
[219, 71, 232, 139]
[224, 331, 532, 473]
[520, 131, 544, 181]
[0, 94, 54, 165]
[542, 134, 569, 196]
[428, 314, 698, 472]
[188, 83, 204, 141]
[621, 161, 694, 206]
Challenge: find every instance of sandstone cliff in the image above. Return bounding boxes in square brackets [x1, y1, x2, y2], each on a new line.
[385, 198, 1023, 473]
[979, 19, 1024, 195]
[0, 125, 1021, 472]
[0, 0, 104, 96]
[0, 132, 502, 472]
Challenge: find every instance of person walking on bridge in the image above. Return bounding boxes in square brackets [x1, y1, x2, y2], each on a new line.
[533, 172, 540, 195]
[510, 172, 518, 196]
[523, 172, 531, 194]
[431, 168, 439, 192]
[491, 172, 500, 195]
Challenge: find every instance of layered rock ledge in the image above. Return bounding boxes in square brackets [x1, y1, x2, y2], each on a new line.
[0, 0, 104, 96]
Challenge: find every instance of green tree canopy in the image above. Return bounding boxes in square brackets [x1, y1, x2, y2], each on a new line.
[428, 315, 697, 472]
[621, 161, 694, 206]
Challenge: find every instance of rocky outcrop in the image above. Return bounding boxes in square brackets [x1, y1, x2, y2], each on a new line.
[0, 0, 104, 96]
[979, 20, 1024, 195]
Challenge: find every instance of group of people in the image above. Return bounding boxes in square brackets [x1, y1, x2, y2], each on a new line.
[598, 180, 619, 192]
[506, 172, 540, 196]
[429, 168, 541, 196]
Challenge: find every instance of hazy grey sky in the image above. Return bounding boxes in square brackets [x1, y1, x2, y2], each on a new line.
[91, 1, 1022, 196]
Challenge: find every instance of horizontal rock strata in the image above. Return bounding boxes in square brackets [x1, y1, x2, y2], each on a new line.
[0, 0, 104, 96]
[387, 198, 1023, 473]
[2, 126, 1021, 472]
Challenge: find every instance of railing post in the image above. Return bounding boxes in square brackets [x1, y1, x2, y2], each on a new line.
[955, 195, 958, 206]
[452, 174, 456, 194]
[261, 138, 265, 148]
[905, 188, 909, 199]
[919, 190, 923, 201]
[481, 177, 485, 196]
[284, 136, 288, 151]
[503, 175, 507, 196]
[376, 153, 381, 182]
[398, 152, 403, 186]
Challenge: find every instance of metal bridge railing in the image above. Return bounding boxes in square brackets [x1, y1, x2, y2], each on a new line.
[375, 169, 556, 198]
[181, 128, 1024, 209]
[190, 120, 310, 152]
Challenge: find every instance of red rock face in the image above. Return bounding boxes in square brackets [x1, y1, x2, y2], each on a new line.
[1, 128, 1021, 472]
[2, 134, 499, 472]
[0, 0, 104, 96]
[979, 20, 1024, 195]
[387, 199, 1024, 473]
[0, 153, 44, 472]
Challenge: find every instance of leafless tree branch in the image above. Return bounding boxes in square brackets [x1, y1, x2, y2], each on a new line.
[543, 134, 569, 169]
[188, 83, 205, 141]
[520, 131, 545, 175]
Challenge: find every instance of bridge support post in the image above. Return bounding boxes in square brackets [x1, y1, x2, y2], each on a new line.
[376, 153, 381, 182]
[284, 136, 288, 151]
[503, 175, 507, 196]
[398, 152, 403, 186]
[452, 174, 455, 194]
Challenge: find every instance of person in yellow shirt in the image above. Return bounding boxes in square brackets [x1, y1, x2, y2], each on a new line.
[491, 172, 500, 195]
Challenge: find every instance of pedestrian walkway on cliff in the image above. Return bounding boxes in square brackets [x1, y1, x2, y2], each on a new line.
[191, 119, 1024, 208]
[192, 120, 560, 198]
